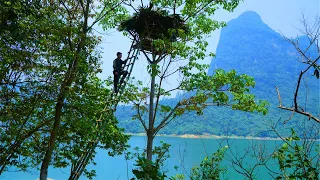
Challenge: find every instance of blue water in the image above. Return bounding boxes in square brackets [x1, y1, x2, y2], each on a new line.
[1, 136, 283, 180]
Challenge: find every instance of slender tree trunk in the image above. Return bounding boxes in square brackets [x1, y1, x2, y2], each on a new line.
[39, 54, 81, 179]
[39, 12, 87, 177]
[146, 130, 154, 161]
[147, 70, 156, 161]
[40, 92, 65, 180]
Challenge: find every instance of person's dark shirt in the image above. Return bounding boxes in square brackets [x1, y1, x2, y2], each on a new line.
[113, 58, 126, 72]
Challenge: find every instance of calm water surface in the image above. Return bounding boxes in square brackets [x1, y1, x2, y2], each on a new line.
[1, 136, 283, 180]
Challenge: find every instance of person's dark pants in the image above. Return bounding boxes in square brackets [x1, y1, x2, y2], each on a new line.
[113, 70, 128, 92]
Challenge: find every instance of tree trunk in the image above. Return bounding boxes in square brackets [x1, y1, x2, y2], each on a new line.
[39, 53, 81, 180]
[40, 93, 65, 180]
[39, 14, 87, 178]
[146, 130, 154, 161]
[147, 68, 156, 161]
[39, 59, 79, 180]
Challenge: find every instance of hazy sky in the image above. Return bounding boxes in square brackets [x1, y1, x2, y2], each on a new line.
[96, 0, 319, 93]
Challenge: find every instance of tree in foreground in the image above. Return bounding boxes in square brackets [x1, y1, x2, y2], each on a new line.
[112, 0, 268, 164]
[0, 0, 131, 179]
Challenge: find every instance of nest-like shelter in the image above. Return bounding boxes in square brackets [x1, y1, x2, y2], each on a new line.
[118, 6, 189, 54]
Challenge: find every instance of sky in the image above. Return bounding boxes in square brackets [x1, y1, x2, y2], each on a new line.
[95, 0, 319, 95]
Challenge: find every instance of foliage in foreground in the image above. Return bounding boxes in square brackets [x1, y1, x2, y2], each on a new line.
[129, 142, 171, 180]
[0, 0, 129, 178]
[129, 131, 319, 180]
[272, 129, 319, 180]
[189, 146, 228, 180]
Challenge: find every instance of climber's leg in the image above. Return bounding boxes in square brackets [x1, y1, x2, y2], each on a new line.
[119, 70, 128, 84]
[113, 72, 120, 93]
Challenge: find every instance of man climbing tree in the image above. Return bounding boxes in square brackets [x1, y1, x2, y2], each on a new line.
[113, 52, 128, 93]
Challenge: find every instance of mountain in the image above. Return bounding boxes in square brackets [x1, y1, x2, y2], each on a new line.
[116, 11, 319, 138]
[208, 11, 319, 116]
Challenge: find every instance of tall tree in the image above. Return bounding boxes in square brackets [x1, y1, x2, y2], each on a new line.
[0, 0, 130, 179]
[113, 0, 268, 161]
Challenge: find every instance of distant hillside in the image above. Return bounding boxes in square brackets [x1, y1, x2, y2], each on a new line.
[116, 11, 319, 138]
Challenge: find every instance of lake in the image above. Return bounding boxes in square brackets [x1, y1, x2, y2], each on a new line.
[1, 136, 284, 180]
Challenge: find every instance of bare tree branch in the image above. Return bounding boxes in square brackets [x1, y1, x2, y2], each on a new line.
[275, 16, 320, 124]
[136, 103, 148, 131]
[154, 102, 180, 134]
[275, 86, 320, 123]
